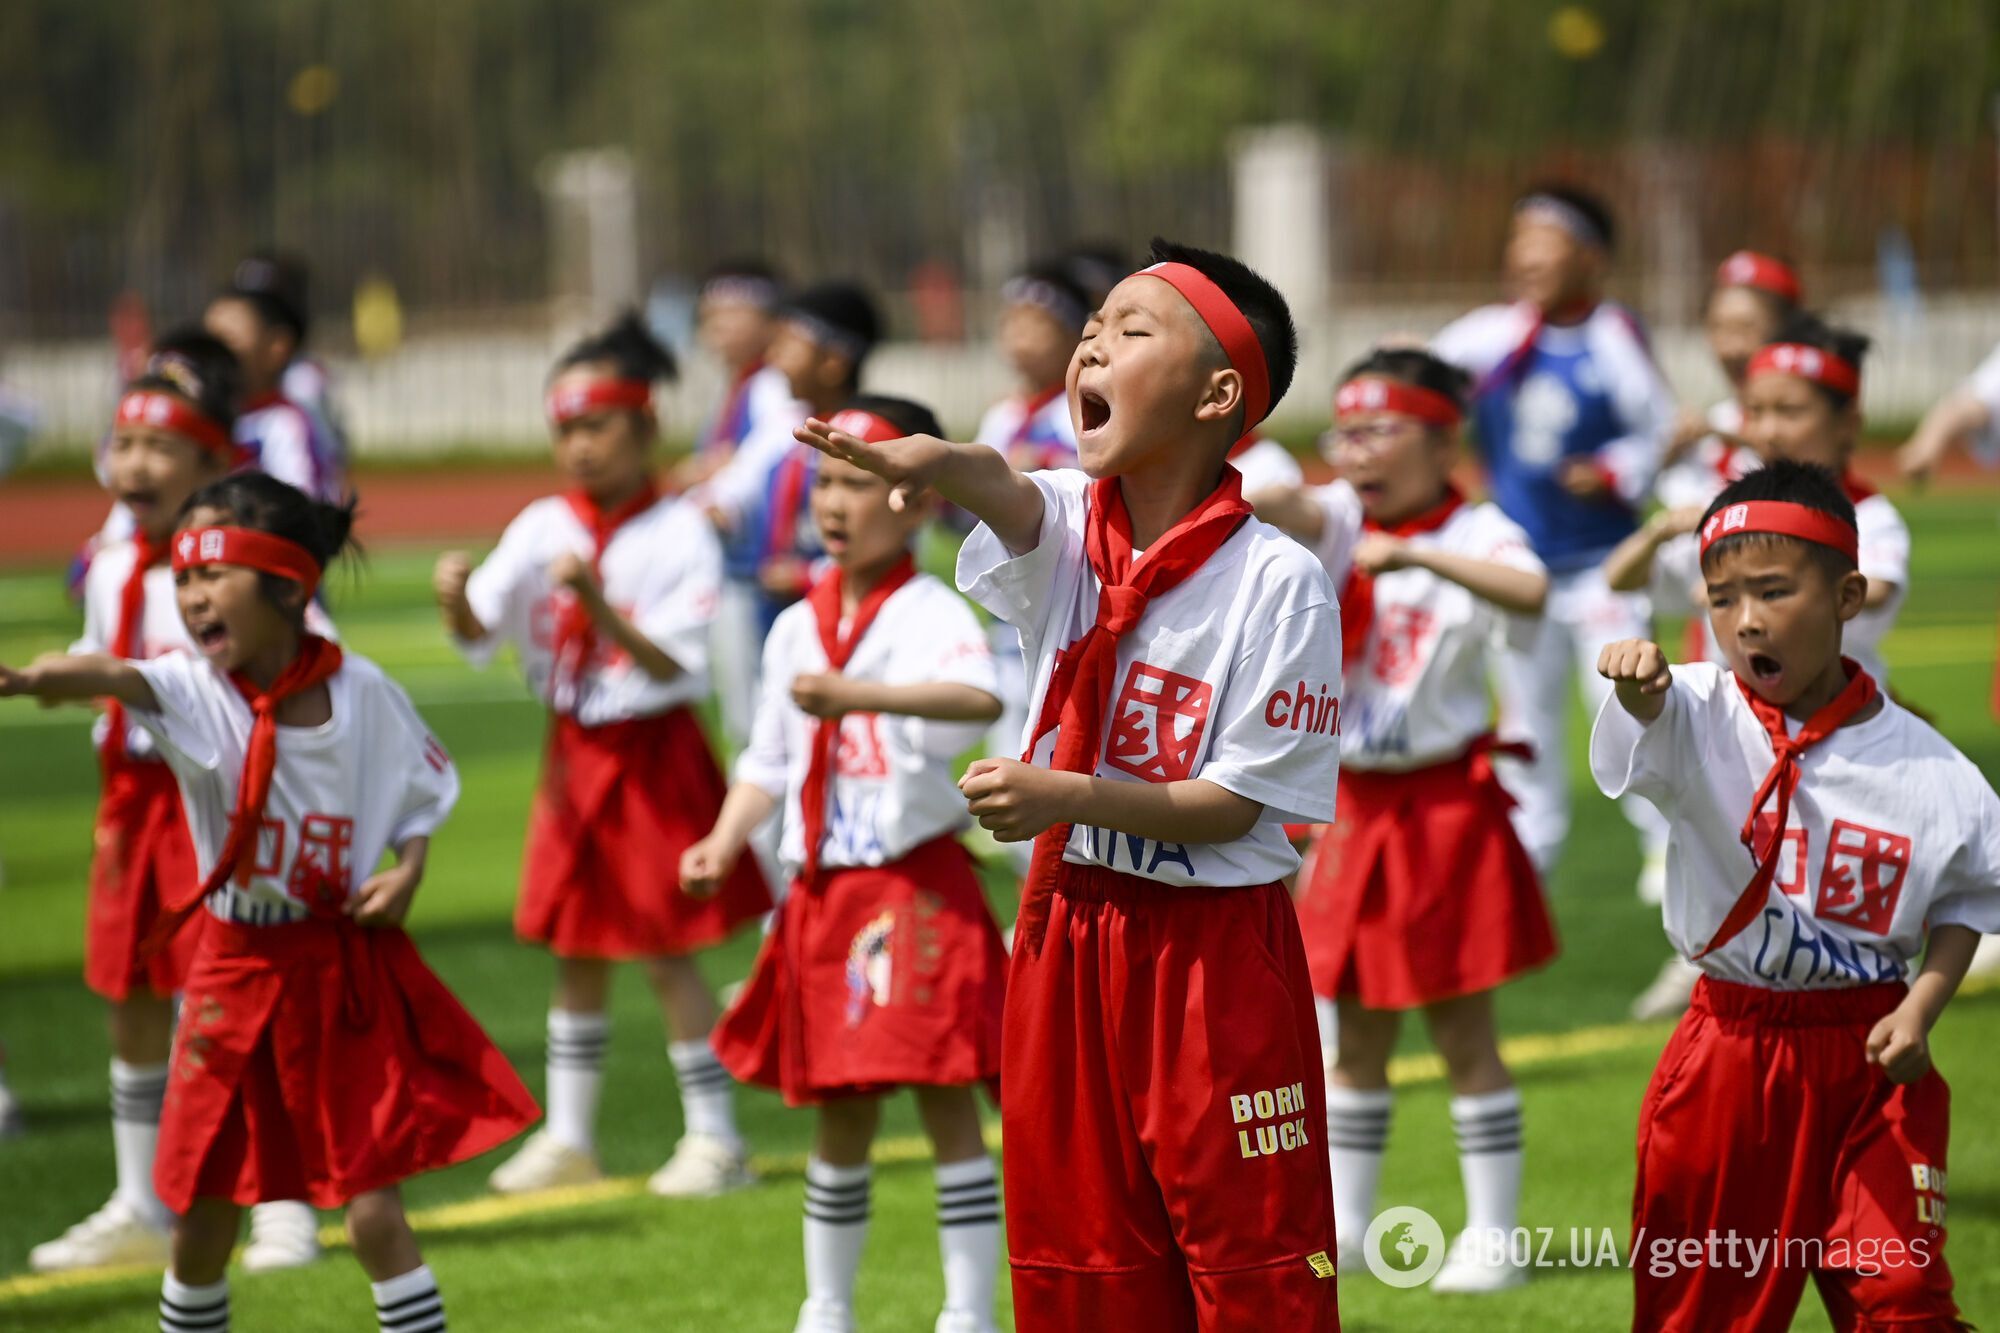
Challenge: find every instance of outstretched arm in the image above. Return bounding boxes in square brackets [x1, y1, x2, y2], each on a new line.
[790, 677, 1002, 724]
[1245, 484, 1328, 545]
[1597, 638, 1672, 723]
[1602, 506, 1702, 593]
[1352, 534, 1548, 614]
[795, 419, 1046, 554]
[0, 652, 157, 710]
[1898, 392, 1990, 483]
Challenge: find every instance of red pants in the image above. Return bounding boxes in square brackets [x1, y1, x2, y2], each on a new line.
[1633, 977, 1963, 1332]
[1002, 863, 1340, 1333]
[86, 757, 200, 1000]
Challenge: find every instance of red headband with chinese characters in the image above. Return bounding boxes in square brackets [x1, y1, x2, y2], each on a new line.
[1698, 500, 1858, 564]
[1715, 250, 1802, 305]
[1135, 262, 1271, 432]
[116, 391, 235, 458]
[825, 408, 904, 444]
[1334, 376, 1462, 428]
[545, 377, 653, 427]
[173, 526, 324, 599]
[1747, 343, 1860, 399]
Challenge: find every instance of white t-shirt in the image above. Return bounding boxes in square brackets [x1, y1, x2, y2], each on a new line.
[1229, 438, 1305, 495]
[133, 650, 460, 927]
[1654, 400, 1755, 513]
[1657, 489, 1908, 684]
[1305, 482, 1543, 770]
[455, 493, 721, 724]
[957, 469, 1343, 886]
[974, 391, 1078, 466]
[1590, 662, 2000, 988]
[736, 572, 998, 874]
[236, 396, 334, 502]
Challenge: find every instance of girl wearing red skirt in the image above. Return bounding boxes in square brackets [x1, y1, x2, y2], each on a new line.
[435, 314, 770, 1198]
[1250, 347, 1557, 1293]
[1, 471, 538, 1333]
[680, 395, 1009, 1333]
[28, 332, 236, 1274]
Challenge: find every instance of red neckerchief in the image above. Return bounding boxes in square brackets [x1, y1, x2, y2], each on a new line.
[1841, 471, 1878, 505]
[552, 481, 659, 693]
[1227, 436, 1258, 460]
[102, 533, 164, 766]
[1015, 470, 1252, 950]
[1339, 487, 1464, 667]
[1693, 660, 1879, 959]
[143, 636, 346, 953]
[797, 555, 918, 883]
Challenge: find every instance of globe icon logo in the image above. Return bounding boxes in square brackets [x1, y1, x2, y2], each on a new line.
[1361, 1205, 1447, 1287]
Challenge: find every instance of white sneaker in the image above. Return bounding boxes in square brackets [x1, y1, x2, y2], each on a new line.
[241, 1200, 321, 1271]
[488, 1129, 603, 1194]
[1429, 1228, 1529, 1294]
[795, 1297, 856, 1332]
[1635, 847, 1668, 905]
[1629, 954, 1702, 1022]
[647, 1133, 755, 1198]
[1967, 933, 2000, 980]
[28, 1196, 172, 1272]
[934, 1310, 1001, 1333]
[0, 1076, 21, 1139]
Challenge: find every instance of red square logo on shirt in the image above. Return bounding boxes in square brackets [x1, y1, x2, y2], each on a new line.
[1814, 819, 1911, 936]
[1106, 660, 1212, 783]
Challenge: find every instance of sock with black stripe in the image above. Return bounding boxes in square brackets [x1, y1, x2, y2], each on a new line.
[1326, 1084, 1392, 1248]
[545, 1010, 609, 1154]
[1451, 1086, 1523, 1234]
[372, 1262, 446, 1333]
[802, 1157, 871, 1314]
[159, 1273, 227, 1333]
[934, 1155, 1000, 1324]
[668, 1038, 741, 1149]
[112, 1058, 171, 1227]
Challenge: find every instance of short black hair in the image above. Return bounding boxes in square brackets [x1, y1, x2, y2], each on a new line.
[1061, 243, 1130, 308]
[1516, 182, 1617, 253]
[1145, 236, 1299, 425]
[843, 392, 943, 441]
[554, 310, 678, 385]
[1337, 345, 1472, 420]
[219, 251, 311, 345]
[179, 472, 360, 615]
[133, 327, 243, 432]
[1764, 310, 1872, 409]
[1699, 459, 1857, 585]
[780, 281, 883, 388]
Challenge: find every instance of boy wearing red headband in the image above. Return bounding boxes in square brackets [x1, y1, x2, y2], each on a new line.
[27, 333, 239, 1275]
[1593, 459, 1994, 1331]
[1250, 346, 1555, 1294]
[798, 237, 1342, 1331]
[682, 393, 1009, 1333]
[435, 314, 771, 1199]
[1, 472, 538, 1333]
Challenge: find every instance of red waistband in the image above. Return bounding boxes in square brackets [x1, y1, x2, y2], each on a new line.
[551, 704, 694, 739]
[1049, 859, 1276, 906]
[800, 833, 969, 890]
[1340, 734, 1531, 799]
[204, 912, 388, 960]
[1690, 974, 1907, 1027]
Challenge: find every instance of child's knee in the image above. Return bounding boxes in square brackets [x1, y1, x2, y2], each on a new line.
[344, 1190, 411, 1256]
[171, 1200, 242, 1284]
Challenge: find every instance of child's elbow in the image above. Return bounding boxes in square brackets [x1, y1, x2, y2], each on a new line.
[968, 689, 1004, 724]
[1522, 574, 1551, 613]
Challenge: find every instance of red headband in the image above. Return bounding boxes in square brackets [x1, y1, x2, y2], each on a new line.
[1747, 343, 1860, 399]
[173, 526, 324, 599]
[546, 377, 653, 427]
[1715, 250, 1802, 305]
[825, 408, 904, 444]
[1698, 500, 1858, 564]
[116, 391, 235, 458]
[1135, 262, 1272, 432]
[1334, 376, 1462, 428]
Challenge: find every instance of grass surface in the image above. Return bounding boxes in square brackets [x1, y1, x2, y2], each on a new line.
[1, 494, 1998, 1329]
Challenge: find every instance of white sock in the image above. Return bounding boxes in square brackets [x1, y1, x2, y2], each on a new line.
[1325, 1084, 1392, 1248]
[803, 1157, 871, 1310]
[934, 1156, 1000, 1323]
[1314, 996, 1339, 1065]
[111, 1058, 170, 1225]
[668, 1038, 740, 1147]
[160, 1273, 228, 1333]
[1451, 1087, 1524, 1235]
[545, 1010, 609, 1154]
[372, 1263, 446, 1333]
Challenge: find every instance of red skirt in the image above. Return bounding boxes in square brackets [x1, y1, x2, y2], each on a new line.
[518, 709, 771, 959]
[86, 756, 200, 1001]
[156, 916, 540, 1213]
[1296, 746, 1557, 1010]
[715, 835, 1006, 1105]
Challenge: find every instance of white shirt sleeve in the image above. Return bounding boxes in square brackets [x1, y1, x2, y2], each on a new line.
[734, 618, 798, 799]
[1927, 774, 2000, 933]
[73, 557, 112, 655]
[380, 677, 462, 846]
[458, 508, 540, 668]
[129, 653, 224, 771]
[1307, 482, 1364, 586]
[633, 512, 723, 677]
[1588, 664, 1712, 809]
[705, 421, 795, 528]
[253, 409, 319, 497]
[1857, 497, 1910, 591]
[1197, 604, 1343, 825]
[1430, 304, 1526, 379]
[1587, 307, 1675, 507]
[954, 469, 1083, 640]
